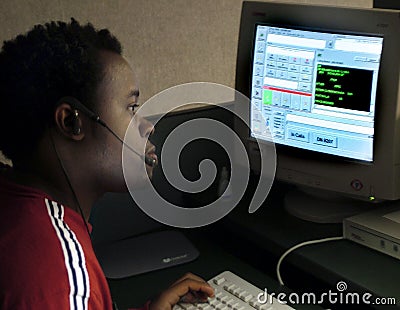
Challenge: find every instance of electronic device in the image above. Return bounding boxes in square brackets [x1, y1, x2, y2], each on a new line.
[173, 271, 294, 310]
[235, 2, 400, 222]
[344, 202, 400, 260]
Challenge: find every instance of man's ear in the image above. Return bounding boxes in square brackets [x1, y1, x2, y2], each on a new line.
[54, 103, 85, 141]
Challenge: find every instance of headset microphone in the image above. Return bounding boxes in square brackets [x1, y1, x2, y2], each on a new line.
[58, 96, 157, 167]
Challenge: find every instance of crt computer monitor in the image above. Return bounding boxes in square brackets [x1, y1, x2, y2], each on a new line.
[235, 1, 400, 222]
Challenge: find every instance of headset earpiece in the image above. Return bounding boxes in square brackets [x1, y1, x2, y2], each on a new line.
[71, 110, 81, 136]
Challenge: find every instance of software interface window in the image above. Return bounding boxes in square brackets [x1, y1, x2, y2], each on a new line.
[250, 25, 383, 162]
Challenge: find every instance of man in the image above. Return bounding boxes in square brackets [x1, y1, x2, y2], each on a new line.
[0, 19, 214, 309]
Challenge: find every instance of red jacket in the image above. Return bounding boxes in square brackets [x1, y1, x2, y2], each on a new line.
[0, 174, 149, 310]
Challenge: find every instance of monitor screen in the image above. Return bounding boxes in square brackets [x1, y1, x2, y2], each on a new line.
[250, 25, 383, 162]
[236, 2, 400, 204]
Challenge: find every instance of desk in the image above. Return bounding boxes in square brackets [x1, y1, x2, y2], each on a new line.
[216, 182, 400, 310]
[106, 227, 320, 310]
[105, 182, 400, 310]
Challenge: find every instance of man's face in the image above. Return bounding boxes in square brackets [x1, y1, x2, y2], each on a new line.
[88, 50, 156, 192]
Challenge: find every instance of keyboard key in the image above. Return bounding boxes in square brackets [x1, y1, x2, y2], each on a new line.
[226, 298, 237, 307]
[214, 277, 226, 285]
[249, 297, 259, 306]
[228, 284, 238, 293]
[238, 290, 248, 299]
[178, 303, 197, 310]
[242, 293, 253, 303]
[232, 287, 242, 296]
[220, 295, 229, 303]
[223, 282, 235, 291]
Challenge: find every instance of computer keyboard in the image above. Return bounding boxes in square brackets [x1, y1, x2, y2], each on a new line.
[173, 271, 294, 310]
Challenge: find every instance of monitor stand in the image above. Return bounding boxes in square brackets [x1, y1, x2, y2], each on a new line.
[284, 187, 376, 223]
[94, 230, 199, 279]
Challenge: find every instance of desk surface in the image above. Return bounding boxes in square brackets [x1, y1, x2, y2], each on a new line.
[219, 182, 400, 309]
[107, 229, 320, 310]
[105, 182, 400, 310]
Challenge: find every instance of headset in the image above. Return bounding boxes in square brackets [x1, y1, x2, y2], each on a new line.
[58, 96, 157, 167]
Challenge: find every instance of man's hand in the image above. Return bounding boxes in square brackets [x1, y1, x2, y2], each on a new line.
[148, 273, 215, 310]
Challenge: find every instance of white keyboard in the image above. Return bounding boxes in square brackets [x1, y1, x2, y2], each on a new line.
[173, 271, 294, 310]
